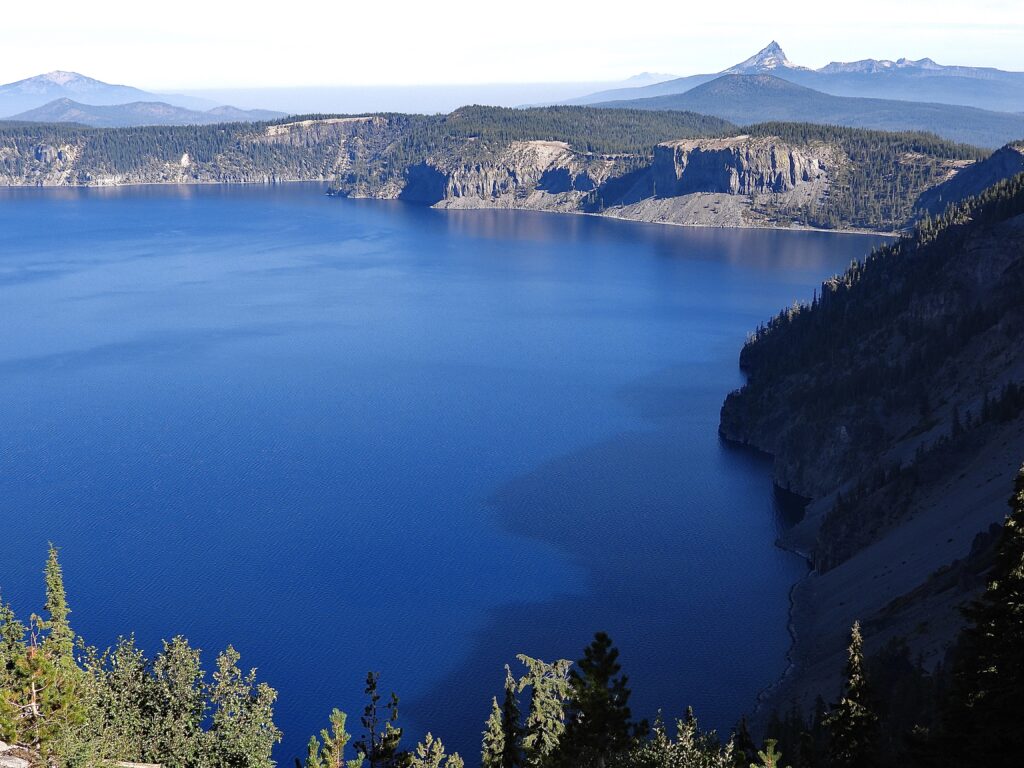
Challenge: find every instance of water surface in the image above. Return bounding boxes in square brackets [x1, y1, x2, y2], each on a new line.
[0, 185, 881, 760]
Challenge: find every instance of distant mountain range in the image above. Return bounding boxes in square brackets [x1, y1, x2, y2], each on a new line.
[8, 97, 284, 128]
[0, 71, 285, 127]
[0, 71, 219, 116]
[596, 74, 1024, 148]
[571, 41, 1024, 113]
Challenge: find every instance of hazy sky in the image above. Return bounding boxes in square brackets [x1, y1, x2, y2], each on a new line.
[2, 0, 1022, 88]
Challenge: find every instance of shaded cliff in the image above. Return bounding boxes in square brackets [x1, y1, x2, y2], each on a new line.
[720, 173, 1024, 719]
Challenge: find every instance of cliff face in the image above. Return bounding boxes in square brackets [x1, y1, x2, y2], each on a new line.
[0, 116, 986, 233]
[720, 175, 1024, 722]
[652, 136, 829, 196]
[391, 141, 624, 209]
[331, 133, 838, 228]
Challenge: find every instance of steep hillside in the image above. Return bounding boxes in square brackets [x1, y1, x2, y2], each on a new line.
[719, 173, 1024, 719]
[916, 141, 1024, 214]
[596, 75, 1024, 149]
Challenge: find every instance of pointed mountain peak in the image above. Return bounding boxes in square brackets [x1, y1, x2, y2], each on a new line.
[723, 42, 806, 74]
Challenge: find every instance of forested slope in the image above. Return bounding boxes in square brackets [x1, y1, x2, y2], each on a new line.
[720, 172, 1024, 731]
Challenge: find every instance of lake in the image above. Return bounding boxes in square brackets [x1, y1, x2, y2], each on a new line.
[0, 184, 881, 761]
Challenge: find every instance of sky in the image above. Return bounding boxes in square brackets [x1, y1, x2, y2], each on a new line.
[2, 0, 1022, 89]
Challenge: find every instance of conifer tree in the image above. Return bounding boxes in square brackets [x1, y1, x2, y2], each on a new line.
[303, 708, 362, 768]
[42, 544, 75, 664]
[516, 655, 572, 768]
[499, 665, 522, 768]
[825, 622, 878, 768]
[559, 632, 639, 767]
[750, 739, 789, 768]
[938, 464, 1024, 767]
[356, 672, 409, 768]
[410, 733, 463, 768]
[482, 697, 505, 768]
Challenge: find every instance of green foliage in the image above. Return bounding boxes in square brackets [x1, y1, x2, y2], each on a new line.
[825, 622, 879, 768]
[482, 697, 506, 768]
[207, 645, 282, 768]
[301, 707, 362, 768]
[409, 732, 463, 768]
[355, 672, 409, 768]
[0, 548, 280, 768]
[41, 544, 75, 665]
[608, 711, 734, 768]
[558, 632, 642, 767]
[749, 740, 788, 768]
[515, 655, 573, 768]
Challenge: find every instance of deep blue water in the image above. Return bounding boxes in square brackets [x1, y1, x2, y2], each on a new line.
[0, 184, 881, 761]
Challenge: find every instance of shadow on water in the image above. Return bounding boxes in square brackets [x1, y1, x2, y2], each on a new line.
[407, 361, 807, 756]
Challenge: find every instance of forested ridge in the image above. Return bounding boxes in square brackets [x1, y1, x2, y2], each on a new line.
[4, 466, 1023, 768]
[1, 107, 1010, 233]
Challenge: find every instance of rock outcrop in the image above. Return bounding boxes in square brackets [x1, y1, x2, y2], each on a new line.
[652, 136, 828, 196]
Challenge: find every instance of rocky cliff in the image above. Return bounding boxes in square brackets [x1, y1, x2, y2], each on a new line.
[651, 136, 830, 196]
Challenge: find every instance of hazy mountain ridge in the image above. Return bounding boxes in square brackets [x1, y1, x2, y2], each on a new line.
[595, 74, 1024, 149]
[0, 70, 217, 116]
[571, 42, 1024, 113]
[6, 97, 284, 127]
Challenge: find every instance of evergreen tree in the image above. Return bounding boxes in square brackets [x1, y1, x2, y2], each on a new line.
[355, 672, 409, 768]
[303, 708, 362, 768]
[825, 622, 879, 768]
[731, 717, 757, 768]
[482, 697, 505, 768]
[499, 665, 522, 768]
[516, 655, 572, 768]
[938, 464, 1024, 767]
[410, 733, 463, 768]
[207, 645, 282, 768]
[559, 632, 640, 767]
[750, 739, 789, 768]
[42, 544, 75, 665]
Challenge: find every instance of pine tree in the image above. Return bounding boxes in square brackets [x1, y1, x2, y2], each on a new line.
[500, 665, 522, 768]
[482, 697, 505, 768]
[825, 622, 879, 768]
[559, 632, 639, 767]
[938, 464, 1024, 767]
[516, 655, 572, 768]
[750, 739, 789, 768]
[303, 708, 362, 768]
[355, 672, 409, 768]
[410, 733, 463, 768]
[42, 544, 75, 664]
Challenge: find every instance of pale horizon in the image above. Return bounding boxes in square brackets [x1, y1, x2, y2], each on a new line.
[2, 0, 1022, 90]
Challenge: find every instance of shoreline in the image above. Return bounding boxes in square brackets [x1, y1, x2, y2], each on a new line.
[0, 179, 897, 237]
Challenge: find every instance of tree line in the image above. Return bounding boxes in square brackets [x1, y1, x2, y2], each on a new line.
[4, 464, 1023, 767]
